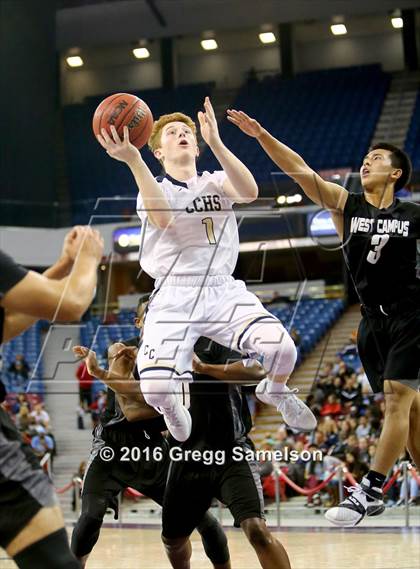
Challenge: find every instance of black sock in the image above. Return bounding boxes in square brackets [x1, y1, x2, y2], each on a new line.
[14, 528, 81, 569]
[365, 470, 386, 490]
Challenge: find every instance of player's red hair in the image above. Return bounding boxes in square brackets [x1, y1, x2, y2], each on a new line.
[148, 112, 197, 153]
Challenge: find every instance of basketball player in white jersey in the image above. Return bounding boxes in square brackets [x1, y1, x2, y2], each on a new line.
[97, 97, 316, 441]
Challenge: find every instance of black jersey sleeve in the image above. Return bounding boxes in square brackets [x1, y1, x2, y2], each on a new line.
[0, 250, 28, 298]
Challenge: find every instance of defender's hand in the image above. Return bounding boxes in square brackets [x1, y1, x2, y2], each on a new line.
[198, 97, 221, 148]
[97, 125, 140, 166]
[227, 110, 264, 138]
[73, 346, 99, 376]
[61, 226, 83, 264]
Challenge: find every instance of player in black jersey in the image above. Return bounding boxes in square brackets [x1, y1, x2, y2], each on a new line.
[228, 110, 420, 527]
[161, 337, 292, 569]
[0, 228, 103, 569]
[71, 299, 231, 569]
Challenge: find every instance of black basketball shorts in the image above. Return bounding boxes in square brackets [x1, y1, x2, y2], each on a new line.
[357, 307, 420, 393]
[0, 408, 57, 548]
[162, 445, 265, 539]
[82, 432, 170, 509]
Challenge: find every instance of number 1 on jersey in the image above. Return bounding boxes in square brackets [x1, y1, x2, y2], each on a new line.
[202, 217, 216, 245]
[367, 234, 390, 264]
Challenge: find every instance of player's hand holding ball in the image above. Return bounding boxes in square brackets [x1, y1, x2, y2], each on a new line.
[198, 97, 222, 149]
[97, 125, 141, 167]
[227, 109, 264, 139]
[93, 93, 153, 166]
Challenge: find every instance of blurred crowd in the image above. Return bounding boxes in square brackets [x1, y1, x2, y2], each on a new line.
[2, 393, 56, 466]
[255, 331, 419, 509]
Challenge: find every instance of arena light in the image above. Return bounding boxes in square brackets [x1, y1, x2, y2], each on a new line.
[391, 16, 404, 29]
[66, 55, 84, 67]
[133, 47, 150, 59]
[330, 23, 347, 36]
[259, 32, 276, 44]
[201, 38, 218, 51]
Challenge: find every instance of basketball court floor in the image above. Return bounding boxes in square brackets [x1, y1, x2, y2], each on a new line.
[1, 525, 419, 568]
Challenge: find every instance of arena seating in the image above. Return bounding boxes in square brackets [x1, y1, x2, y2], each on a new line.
[198, 65, 390, 181]
[63, 82, 214, 224]
[2, 321, 44, 394]
[405, 90, 420, 169]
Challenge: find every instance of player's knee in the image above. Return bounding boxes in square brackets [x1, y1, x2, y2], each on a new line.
[255, 329, 297, 377]
[384, 384, 414, 416]
[140, 374, 177, 409]
[196, 513, 229, 565]
[161, 534, 189, 553]
[241, 519, 272, 549]
[14, 528, 81, 569]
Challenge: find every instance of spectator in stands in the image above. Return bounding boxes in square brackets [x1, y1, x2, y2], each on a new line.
[355, 416, 371, 438]
[344, 434, 360, 457]
[31, 428, 54, 460]
[76, 359, 94, 410]
[273, 425, 294, 452]
[319, 361, 334, 379]
[358, 438, 370, 464]
[16, 403, 31, 433]
[344, 451, 368, 480]
[336, 360, 354, 381]
[8, 354, 30, 385]
[71, 461, 87, 512]
[320, 394, 342, 417]
[30, 402, 50, 430]
[397, 474, 419, 506]
[340, 375, 362, 414]
[304, 444, 342, 507]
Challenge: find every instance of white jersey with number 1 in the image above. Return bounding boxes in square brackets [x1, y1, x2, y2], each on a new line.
[136, 170, 239, 279]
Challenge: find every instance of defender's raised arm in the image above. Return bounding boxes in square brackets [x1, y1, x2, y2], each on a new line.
[227, 109, 348, 211]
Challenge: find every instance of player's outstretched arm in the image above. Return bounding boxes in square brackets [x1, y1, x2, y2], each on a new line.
[73, 345, 158, 421]
[193, 355, 266, 384]
[97, 125, 173, 229]
[198, 97, 258, 204]
[227, 110, 348, 212]
[3, 227, 87, 340]
[1, 227, 103, 339]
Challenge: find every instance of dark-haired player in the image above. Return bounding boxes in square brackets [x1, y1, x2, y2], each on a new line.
[228, 109, 420, 527]
[161, 338, 292, 569]
[0, 227, 104, 568]
[71, 298, 231, 569]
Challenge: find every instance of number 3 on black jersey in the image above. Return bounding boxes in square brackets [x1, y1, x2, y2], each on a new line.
[367, 234, 390, 264]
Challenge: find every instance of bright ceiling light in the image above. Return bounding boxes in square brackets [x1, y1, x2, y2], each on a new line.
[259, 32, 276, 44]
[201, 39, 218, 51]
[133, 47, 150, 59]
[66, 55, 83, 67]
[330, 23, 347, 36]
[391, 17, 404, 29]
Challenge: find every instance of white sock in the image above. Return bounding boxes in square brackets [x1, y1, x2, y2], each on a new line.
[266, 379, 288, 394]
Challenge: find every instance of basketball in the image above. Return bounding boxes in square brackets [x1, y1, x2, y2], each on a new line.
[92, 93, 153, 149]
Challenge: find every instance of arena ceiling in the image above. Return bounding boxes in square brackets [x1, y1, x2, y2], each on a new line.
[57, 0, 420, 48]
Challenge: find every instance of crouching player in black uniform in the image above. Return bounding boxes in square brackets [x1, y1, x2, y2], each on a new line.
[228, 109, 420, 527]
[0, 227, 104, 569]
[71, 300, 231, 569]
[161, 338, 292, 569]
